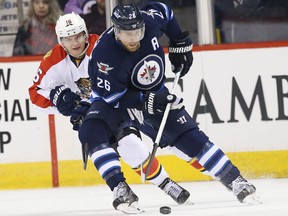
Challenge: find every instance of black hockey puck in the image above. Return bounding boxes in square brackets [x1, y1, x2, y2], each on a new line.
[159, 206, 171, 214]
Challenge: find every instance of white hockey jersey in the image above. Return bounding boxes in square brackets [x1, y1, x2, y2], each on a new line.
[28, 34, 99, 114]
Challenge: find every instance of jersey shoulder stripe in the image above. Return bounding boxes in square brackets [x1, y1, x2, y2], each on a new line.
[40, 44, 67, 73]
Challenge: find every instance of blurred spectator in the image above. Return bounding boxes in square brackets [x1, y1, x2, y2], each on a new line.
[64, 0, 96, 15]
[117, 0, 153, 7]
[214, 0, 288, 43]
[58, 0, 69, 11]
[12, 0, 63, 56]
[81, 0, 106, 35]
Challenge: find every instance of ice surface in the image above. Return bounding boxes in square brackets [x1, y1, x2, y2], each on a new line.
[1, 178, 287, 216]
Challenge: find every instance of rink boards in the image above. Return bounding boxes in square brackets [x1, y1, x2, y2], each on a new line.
[0, 43, 288, 189]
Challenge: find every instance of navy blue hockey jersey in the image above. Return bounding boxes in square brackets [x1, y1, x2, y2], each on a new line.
[88, 2, 183, 108]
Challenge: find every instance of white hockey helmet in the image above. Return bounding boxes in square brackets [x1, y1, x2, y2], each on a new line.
[55, 12, 88, 45]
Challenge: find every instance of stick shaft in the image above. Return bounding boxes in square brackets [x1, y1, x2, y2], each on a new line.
[143, 72, 181, 181]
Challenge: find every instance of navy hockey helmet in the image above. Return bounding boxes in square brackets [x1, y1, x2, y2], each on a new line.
[111, 4, 144, 31]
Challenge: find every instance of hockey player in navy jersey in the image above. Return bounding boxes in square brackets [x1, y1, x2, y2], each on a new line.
[29, 12, 193, 214]
[71, 2, 260, 213]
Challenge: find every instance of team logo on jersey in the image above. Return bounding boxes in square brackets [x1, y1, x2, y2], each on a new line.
[97, 62, 114, 74]
[75, 78, 92, 99]
[43, 49, 52, 60]
[131, 54, 164, 90]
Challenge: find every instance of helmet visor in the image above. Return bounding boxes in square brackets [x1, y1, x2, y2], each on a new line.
[115, 26, 145, 43]
[61, 32, 86, 46]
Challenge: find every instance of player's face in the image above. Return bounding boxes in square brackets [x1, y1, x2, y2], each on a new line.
[61, 32, 87, 56]
[117, 28, 144, 52]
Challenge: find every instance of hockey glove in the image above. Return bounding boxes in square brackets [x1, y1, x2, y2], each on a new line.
[70, 101, 91, 131]
[169, 31, 193, 77]
[143, 91, 176, 115]
[50, 85, 81, 116]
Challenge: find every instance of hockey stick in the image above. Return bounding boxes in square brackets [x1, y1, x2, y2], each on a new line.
[141, 71, 181, 182]
[82, 142, 89, 170]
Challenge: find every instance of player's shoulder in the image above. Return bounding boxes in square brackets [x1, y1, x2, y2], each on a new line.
[40, 45, 67, 71]
[87, 34, 100, 56]
[99, 28, 114, 45]
[93, 28, 116, 55]
[141, 2, 171, 30]
[88, 34, 99, 43]
[88, 34, 100, 44]
[141, 2, 171, 19]
[90, 29, 126, 71]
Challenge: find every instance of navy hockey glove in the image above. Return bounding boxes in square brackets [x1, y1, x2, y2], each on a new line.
[143, 91, 176, 115]
[50, 85, 81, 116]
[70, 101, 91, 131]
[169, 31, 193, 77]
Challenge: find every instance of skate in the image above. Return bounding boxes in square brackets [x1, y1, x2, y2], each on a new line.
[159, 178, 190, 204]
[231, 175, 262, 204]
[113, 181, 144, 214]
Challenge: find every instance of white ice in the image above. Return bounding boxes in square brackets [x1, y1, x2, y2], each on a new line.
[1, 178, 287, 216]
